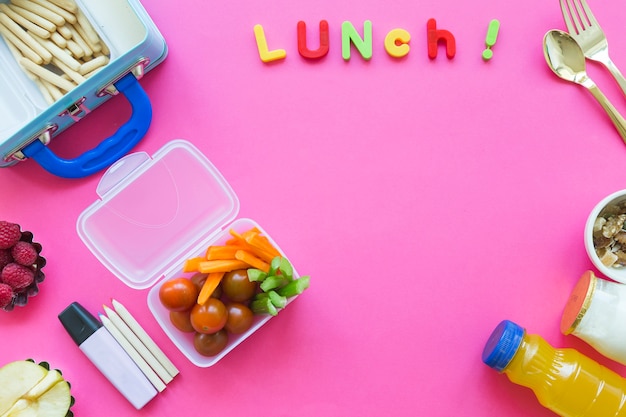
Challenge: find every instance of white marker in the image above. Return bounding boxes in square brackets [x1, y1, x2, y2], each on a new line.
[58, 302, 157, 410]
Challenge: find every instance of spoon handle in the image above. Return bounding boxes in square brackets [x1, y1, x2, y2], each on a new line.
[587, 83, 626, 145]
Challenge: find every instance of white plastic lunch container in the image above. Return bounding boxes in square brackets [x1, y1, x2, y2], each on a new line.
[76, 140, 301, 367]
[0, 0, 166, 178]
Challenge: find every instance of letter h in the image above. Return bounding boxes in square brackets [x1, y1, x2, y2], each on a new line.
[427, 18, 456, 59]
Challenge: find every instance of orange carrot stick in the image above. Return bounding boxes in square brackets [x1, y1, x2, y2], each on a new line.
[226, 229, 276, 262]
[206, 245, 240, 260]
[183, 256, 205, 273]
[198, 259, 251, 274]
[245, 233, 281, 258]
[245, 246, 274, 264]
[235, 250, 270, 273]
[242, 228, 257, 235]
[228, 229, 247, 243]
[197, 272, 225, 305]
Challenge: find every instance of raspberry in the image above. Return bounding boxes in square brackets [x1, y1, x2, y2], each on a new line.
[0, 249, 12, 270]
[11, 242, 38, 266]
[0, 221, 21, 250]
[1, 263, 34, 291]
[0, 283, 13, 309]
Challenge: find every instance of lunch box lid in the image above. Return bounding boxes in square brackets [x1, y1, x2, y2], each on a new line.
[77, 140, 240, 289]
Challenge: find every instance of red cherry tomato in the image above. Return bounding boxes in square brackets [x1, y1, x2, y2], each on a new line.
[222, 269, 257, 302]
[190, 272, 223, 299]
[169, 310, 195, 333]
[190, 298, 227, 334]
[194, 330, 229, 357]
[225, 303, 254, 334]
[190, 273, 208, 292]
[159, 277, 198, 311]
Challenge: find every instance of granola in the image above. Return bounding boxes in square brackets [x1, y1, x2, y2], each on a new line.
[593, 201, 626, 268]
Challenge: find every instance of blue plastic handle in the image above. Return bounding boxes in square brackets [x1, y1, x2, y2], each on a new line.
[22, 72, 152, 179]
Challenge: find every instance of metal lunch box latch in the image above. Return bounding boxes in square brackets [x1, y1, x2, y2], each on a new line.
[4, 124, 58, 162]
[97, 58, 150, 97]
[59, 97, 91, 123]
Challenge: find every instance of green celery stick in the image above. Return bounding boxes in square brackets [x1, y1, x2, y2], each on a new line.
[277, 276, 310, 298]
[279, 257, 293, 280]
[268, 291, 287, 308]
[269, 256, 282, 275]
[247, 269, 267, 282]
[251, 296, 278, 316]
[260, 275, 289, 292]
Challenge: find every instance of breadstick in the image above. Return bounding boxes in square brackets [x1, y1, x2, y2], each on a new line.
[39, 78, 64, 100]
[3, 34, 38, 82]
[0, 13, 52, 63]
[72, 22, 99, 54]
[57, 24, 71, 39]
[99, 39, 109, 56]
[0, 20, 44, 64]
[30, 31, 81, 71]
[34, 78, 55, 104]
[8, 4, 56, 32]
[67, 24, 91, 56]
[0, 4, 50, 39]
[79, 54, 108, 75]
[11, 0, 65, 27]
[65, 39, 84, 58]
[82, 65, 107, 78]
[53, 57, 86, 84]
[19, 56, 75, 92]
[75, 8, 99, 46]
[50, 31, 67, 48]
[3, 33, 22, 61]
[46, 0, 78, 14]
[31, 0, 76, 24]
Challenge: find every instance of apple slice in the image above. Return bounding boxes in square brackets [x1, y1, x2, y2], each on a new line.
[0, 361, 71, 417]
[24, 370, 64, 400]
[6, 379, 71, 417]
[0, 361, 47, 415]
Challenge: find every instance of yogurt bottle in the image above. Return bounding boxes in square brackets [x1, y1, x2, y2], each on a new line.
[561, 270, 626, 365]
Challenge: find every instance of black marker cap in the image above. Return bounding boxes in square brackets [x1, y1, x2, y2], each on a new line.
[58, 302, 102, 346]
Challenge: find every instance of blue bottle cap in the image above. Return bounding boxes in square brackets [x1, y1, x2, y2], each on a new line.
[482, 320, 524, 372]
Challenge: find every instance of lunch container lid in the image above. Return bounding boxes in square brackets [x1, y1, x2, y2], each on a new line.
[77, 140, 240, 289]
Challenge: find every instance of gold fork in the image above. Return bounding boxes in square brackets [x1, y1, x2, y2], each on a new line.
[560, 0, 626, 97]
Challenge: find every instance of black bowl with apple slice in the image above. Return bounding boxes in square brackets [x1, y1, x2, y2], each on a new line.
[0, 359, 74, 417]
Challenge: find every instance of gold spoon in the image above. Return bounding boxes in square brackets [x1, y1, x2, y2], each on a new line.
[543, 29, 626, 144]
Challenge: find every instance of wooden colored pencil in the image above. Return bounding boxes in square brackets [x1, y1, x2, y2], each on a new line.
[104, 305, 174, 384]
[112, 299, 180, 378]
[100, 314, 167, 392]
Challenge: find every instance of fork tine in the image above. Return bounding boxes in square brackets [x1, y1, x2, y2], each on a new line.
[579, 0, 598, 27]
[571, 0, 591, 30]
[560, 0, 577, 34]
[559, 0, 574, 33]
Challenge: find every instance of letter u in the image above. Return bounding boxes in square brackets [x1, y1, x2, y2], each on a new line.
[297, 20, 330, 59]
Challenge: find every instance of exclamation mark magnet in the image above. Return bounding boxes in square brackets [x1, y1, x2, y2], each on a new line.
[482, 19, 500, 60]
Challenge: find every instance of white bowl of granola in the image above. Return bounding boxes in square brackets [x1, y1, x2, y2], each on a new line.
[585, 189, 626, 283]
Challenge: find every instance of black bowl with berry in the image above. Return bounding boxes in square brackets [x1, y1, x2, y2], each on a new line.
[0, 221, 46, 311]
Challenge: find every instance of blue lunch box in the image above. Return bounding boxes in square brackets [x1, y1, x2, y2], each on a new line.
[0, 0, 166, 178]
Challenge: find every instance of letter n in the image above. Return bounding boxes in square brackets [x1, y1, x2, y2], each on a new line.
[341, 20, 373, 61]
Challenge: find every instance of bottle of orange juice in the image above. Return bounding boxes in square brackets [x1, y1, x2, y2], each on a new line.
[482, 320, 626, 416]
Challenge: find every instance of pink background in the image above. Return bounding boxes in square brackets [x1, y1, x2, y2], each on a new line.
[4, 0, 626, 415]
